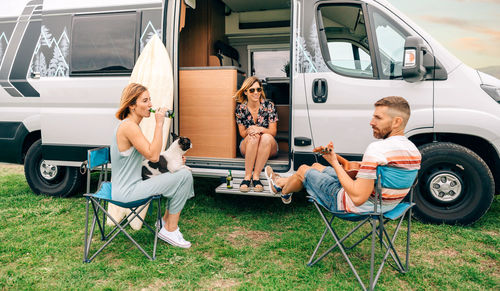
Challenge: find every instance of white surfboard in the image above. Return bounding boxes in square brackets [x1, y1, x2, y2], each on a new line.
[131, 34, 174, 149]
[107, 34, 174, 230]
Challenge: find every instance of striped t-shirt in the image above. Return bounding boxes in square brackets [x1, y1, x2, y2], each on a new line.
[337, 135, 421, 213]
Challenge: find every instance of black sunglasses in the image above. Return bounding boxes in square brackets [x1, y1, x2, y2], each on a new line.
[246, 87, 262, 93]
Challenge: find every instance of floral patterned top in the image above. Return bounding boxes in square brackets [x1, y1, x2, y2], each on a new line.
[235, 99, 279, 129]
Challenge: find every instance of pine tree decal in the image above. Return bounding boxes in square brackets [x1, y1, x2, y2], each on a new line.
[38, 52, 47, 76]
[40, 25, 52, 47]
[0, 40, 3, 64]
[308, 21, 329, 72]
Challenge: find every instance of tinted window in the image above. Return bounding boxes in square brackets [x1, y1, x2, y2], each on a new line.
[372, 10, 409, 79]
[318, 4, 374, 78]
[71, 12, 137, 75]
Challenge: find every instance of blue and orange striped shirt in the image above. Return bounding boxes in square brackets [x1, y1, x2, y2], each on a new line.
[337, 136, 421, 213]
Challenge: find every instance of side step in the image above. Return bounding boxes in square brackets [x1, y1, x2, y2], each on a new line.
[215, 177, 280, 198]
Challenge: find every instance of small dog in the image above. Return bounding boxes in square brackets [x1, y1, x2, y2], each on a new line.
[141, 133, 192, 179]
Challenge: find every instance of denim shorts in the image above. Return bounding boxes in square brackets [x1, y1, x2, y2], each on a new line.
[303, 166, 342, 211]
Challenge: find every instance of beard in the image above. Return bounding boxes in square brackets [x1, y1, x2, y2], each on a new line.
[372, 126, 392, 139]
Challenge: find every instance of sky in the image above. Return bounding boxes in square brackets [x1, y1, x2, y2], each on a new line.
[387, 0, 500, 69]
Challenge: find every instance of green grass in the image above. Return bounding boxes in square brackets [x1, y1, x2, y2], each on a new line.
[0, 164, 499, 290]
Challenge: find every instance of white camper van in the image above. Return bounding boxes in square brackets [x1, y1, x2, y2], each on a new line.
[1, 0, 499, 225]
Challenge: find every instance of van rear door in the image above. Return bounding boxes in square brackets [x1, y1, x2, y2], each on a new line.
[292, 0, 433, 164]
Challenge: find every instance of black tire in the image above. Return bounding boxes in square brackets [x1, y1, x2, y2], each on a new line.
[24, 140, 82, 197]
[414, 142, 494, 225]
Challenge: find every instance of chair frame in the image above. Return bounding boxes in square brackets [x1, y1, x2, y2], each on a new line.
[307, 172, 417, 291]
[83, 147, 162, 263]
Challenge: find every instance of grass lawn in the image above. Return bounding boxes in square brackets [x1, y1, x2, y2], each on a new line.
[0, 163, 499, 290]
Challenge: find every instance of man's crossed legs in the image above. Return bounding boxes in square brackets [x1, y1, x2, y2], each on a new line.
[265, 163, 342, 210]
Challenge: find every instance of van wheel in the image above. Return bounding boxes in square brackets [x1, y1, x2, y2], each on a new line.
[414, 142, 494, 225]
[24, 140, 81, 197]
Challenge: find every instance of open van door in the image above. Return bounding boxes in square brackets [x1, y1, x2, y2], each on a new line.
[291, 0, 433, 166]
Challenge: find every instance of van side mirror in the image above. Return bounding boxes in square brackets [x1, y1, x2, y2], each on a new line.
[402, 36, 428, 83]
[402, 36, 448, 82]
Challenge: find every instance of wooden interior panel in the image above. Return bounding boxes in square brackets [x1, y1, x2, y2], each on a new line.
[179, 68, 238, 158]
[275, 104, 289, 152]
[275, 104, 289, 132]
[179, 0, 226, 67]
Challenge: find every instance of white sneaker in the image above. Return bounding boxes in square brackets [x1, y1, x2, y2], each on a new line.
[158, 227, 192, 249]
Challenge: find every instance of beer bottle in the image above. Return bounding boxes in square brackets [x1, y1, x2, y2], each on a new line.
[226, 170, 233, 189]
[149, 108, 175, 118]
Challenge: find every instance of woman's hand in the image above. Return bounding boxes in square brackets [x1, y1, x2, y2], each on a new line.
[154, 107, 167, 125]
[247, 125, 264, 136]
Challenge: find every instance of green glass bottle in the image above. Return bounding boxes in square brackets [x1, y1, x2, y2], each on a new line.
[149, 108, 175, 118]
[226, 170, 233, 189]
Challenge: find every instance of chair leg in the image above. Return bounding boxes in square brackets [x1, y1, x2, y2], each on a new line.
[89, 199, 106, 240]
[307, 219, 332, 266]
[89, 201, 155, 261]
[83, 198, 90, 263]
[372, 214, 410, 287]
[369, 219, 377, 291]
[311, 202, 367, 290]
[153, 197, 161, 260]
[84, 198, 101, 263]
[406, 208, 412, 271]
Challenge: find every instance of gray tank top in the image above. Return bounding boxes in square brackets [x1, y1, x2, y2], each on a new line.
[110, 121, 144, 201]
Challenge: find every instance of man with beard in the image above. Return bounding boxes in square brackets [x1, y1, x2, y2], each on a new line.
[265, 96, 421, 213]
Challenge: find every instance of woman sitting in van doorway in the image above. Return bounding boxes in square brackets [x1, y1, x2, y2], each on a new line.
[234, 76, 279, 192]
[112, 83, 194, 248]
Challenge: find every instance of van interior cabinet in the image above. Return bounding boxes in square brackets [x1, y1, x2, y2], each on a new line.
[179, 67, 243, 158]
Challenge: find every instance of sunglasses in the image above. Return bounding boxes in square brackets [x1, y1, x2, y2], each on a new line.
[246, 87, 262, 93]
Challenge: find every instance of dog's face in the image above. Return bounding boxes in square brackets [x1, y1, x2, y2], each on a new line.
[171, 132, 192, 152]
[178, 136, 191, 151]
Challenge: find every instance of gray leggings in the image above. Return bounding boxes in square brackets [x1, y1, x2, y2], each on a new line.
[127, 168, 194, 214]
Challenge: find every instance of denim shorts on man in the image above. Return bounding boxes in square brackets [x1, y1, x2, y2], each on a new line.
[303, 166, 342, 211]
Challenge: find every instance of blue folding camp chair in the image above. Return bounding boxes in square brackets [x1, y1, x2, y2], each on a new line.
[83, 147, 162, 263]
[307, 166, 418, 291]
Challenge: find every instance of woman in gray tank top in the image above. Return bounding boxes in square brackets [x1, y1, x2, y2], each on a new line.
[112, 83, 194, 249]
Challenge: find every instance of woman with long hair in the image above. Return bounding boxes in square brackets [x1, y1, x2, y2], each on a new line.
[112, 83, 194, 248]
[234, 76, 279, 192]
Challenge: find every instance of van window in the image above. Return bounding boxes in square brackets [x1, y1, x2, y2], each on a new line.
[251, 50, 290, 79]
[371, 10, 409, 79]
[71, 12, 137, 75]
[318, 4, 374, 78]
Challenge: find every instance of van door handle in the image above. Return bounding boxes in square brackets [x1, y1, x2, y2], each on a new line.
[312, 78, 328, 103]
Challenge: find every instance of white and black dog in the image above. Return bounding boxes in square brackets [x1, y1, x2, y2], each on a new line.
[141, 133, 192, 179]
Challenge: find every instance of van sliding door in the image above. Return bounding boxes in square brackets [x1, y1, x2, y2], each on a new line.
[292, 0, 433, 168]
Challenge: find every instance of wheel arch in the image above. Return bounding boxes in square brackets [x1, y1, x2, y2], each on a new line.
[409, 132, 499, 195]
[21, 130, 41, 164]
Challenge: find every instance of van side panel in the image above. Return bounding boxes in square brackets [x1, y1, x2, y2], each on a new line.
[39, 1, 162, 163]
[434, 65, 500, 142]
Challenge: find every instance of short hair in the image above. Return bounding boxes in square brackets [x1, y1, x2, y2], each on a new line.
[115, 83, 148, 120]
[374, 96, 411, 126]
[233, 76, 266, 104]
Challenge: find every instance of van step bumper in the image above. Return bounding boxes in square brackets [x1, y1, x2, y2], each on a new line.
[215, 177, 280, 198]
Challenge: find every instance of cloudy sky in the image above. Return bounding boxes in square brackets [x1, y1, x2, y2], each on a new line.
[388, 0, 500, 69]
